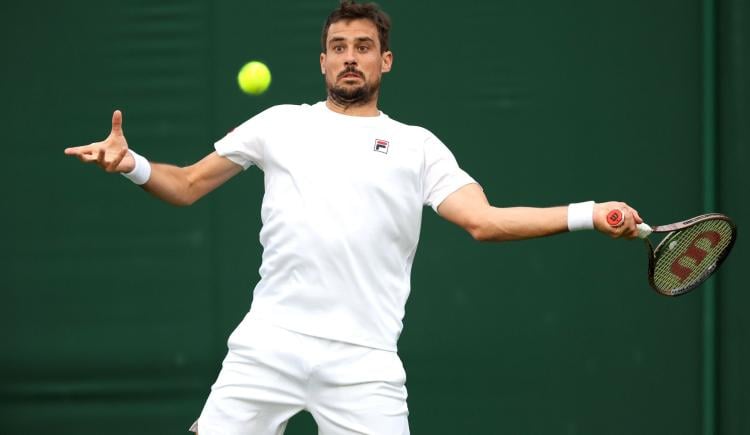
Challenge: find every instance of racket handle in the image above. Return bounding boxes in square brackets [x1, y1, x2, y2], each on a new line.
[607, 210, 653, 238]
[637, 223, 653, 239]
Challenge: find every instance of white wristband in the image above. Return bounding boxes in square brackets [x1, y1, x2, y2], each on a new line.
[121, 149, 152, 185]
[567, 201, 595, 231]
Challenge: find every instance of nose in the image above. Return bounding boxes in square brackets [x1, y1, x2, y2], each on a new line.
[344, 47, 358, 66]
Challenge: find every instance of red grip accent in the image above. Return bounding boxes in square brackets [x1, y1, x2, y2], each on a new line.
[607, 209, 624, 227]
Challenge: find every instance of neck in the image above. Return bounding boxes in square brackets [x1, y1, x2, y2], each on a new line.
[325, 97, 380, 117]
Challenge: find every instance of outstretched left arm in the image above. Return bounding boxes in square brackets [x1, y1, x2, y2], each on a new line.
[437, 184, 643, 241]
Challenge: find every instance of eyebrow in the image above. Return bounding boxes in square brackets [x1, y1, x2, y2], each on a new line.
[328, 36, 376, 45]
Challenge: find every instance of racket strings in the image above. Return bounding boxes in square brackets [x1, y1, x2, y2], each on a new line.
[651, 219, 735, 294]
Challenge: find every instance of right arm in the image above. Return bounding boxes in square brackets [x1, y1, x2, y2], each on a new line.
[64, 110, 243, 206]
[437, 183, 643, 241]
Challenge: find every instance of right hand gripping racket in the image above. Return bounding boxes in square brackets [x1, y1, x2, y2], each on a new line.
[607, 211, 737, 296]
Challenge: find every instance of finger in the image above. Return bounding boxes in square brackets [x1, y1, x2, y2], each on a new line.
[111, 110, 123, 136]
[623, 210, 637, 238]
[623, 207, 642, 239]
[624, 222, 640, 239]
[77, 152, 99, 163]
[64, 143, 97, 156]
[96, 148, 105, 165]
[107, 147, 129, 172]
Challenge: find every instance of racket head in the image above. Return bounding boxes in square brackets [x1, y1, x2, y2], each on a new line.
[645, 214, 737, 296]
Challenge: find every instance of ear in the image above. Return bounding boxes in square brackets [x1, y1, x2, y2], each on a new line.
[320, 52, 326, 75]
[381, 50, 393, 73]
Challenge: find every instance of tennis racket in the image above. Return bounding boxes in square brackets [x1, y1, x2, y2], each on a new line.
[607, 210, 737, 296]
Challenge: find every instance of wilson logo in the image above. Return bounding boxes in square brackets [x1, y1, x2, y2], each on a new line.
[670, 231, 721, 281]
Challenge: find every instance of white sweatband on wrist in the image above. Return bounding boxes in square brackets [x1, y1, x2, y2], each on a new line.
[121, 149, 151, 185]
[567, 201, 595, 231]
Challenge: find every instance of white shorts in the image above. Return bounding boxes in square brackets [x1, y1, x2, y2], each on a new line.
[190, 315, 410, 435]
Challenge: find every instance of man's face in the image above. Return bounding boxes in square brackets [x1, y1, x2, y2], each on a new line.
[320, 19, 393, 106]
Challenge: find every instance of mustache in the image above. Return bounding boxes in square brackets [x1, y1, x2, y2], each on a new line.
[337, 66, 364, 79]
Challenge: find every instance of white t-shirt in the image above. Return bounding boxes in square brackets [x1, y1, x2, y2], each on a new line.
[215, 102, 477, 351]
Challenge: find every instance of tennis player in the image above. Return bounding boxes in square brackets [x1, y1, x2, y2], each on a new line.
[64, 1, 643, 433]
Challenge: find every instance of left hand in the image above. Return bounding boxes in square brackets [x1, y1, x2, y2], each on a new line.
[64, 110, 134, 173]
[593, 202, 643, 239]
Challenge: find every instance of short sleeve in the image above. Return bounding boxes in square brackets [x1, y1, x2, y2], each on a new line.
[214, 106, 279, 170]
[422, 132, 478, 213]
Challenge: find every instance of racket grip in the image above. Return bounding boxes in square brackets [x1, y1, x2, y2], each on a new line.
[637, 223, 653, 239]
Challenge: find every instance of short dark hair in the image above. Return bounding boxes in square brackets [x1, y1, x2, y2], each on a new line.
[321, 0, 391, 53]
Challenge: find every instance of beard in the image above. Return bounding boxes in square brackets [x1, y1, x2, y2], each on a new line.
[327, 66, 380, 108]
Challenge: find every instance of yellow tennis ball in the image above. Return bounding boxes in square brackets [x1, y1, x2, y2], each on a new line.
[237, 61, 271, 95]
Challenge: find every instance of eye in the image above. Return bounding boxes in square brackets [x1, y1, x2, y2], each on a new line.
[333, 45, 345, 53]
[357, 45, 370, 53]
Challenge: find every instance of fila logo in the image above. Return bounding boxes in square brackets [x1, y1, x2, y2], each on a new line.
[373, 139, 389, 154]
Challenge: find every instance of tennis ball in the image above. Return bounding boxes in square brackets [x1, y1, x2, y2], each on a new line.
[237, 61, 271, 95]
